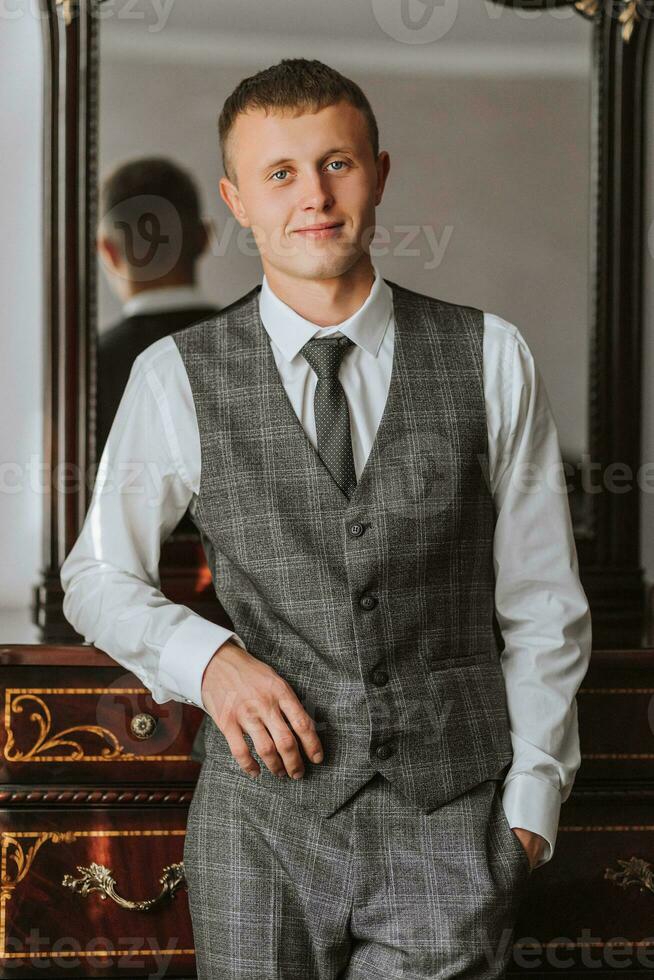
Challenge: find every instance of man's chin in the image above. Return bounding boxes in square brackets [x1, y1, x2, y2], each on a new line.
[291, 247, 361, 277]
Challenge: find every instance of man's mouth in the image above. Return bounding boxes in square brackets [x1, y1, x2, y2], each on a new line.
[293, 222, 344, 238]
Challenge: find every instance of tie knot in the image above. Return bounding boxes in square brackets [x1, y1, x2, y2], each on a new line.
[300, 335, 354, 380]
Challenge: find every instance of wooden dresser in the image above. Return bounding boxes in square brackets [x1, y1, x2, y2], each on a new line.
[0, 644, 201, 978]
[0, 643, 652, 977]
[510, 648, 654, 976]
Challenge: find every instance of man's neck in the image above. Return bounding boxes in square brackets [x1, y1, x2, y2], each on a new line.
[262, 259, 375, 328]
[122, 276, 195, 302]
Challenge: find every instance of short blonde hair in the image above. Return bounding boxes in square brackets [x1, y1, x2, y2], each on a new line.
[218, 58, 380, 187]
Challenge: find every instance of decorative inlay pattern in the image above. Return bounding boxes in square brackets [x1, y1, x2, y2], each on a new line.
[3, 690, 193, 763]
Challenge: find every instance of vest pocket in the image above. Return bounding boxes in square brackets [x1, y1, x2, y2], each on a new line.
[426, 649, 492, 672]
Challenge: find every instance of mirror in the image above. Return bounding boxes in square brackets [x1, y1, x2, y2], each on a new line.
[33, 0, 653, 648]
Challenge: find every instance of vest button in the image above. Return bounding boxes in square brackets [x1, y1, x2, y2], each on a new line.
[370, 668, 389, 686]
[375, 742, 394, 761]
[348, 521, 364, 537]
[359, 595, 377, 611]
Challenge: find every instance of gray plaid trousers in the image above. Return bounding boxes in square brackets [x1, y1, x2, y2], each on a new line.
[183, 761, 532, 980]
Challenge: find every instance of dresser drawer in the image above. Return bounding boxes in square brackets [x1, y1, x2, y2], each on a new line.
[0, 805, 195, 978]
[0, 665, 203, 785]
[509, 792, 654, 975]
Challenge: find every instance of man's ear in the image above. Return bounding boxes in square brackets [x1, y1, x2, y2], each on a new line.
[97, 233, 122, 271]
[219, 176, 250, 228]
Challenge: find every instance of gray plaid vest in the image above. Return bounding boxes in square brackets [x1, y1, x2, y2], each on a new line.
[172, 278, 514, 816]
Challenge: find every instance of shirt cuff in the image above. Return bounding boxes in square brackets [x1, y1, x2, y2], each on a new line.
[501, 772, 562, 869]
[157, 614, 245, 711]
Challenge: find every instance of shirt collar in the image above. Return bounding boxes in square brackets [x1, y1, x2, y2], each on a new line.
[122, 284, 212, 319]
[258, 263, 393, 362]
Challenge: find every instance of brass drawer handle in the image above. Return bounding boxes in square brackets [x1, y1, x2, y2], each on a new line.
[130, 712, 158, 739]
[62, 861, 185, 910]
[605, 856, 654, 895]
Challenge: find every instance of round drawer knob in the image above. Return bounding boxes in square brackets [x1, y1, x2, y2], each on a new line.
[130, 713, 158, 740]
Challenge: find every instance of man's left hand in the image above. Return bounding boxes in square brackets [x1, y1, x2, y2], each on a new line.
[511, 828, 547, 871]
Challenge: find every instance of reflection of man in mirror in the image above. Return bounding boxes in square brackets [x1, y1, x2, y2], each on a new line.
[62, 59, 591, 978]
[95, 157, 219, 458]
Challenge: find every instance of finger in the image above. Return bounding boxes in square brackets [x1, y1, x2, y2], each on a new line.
[263, 705, 308, 779]
[277, 692, 324, 764]
[241, 714, 289, 778]
[222, 723, 262, 778]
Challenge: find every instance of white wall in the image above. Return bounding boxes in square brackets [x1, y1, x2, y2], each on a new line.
[0, 8, 43, 639]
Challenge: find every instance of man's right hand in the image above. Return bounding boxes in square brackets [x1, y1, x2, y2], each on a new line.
[200, 641, 324, 780]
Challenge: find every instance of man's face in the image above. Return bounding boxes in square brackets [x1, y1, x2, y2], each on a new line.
[219, 100, 390, 282]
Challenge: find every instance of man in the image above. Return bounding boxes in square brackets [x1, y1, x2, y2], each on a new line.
[95, 156, 219, 458]
[61, 58, 592, 979]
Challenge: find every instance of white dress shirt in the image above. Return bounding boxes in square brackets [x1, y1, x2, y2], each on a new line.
[120, 283, 213, 319]
[61, 263, 592, 870]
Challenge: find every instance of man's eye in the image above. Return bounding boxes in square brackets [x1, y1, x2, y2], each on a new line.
[270, 161, 349, 182]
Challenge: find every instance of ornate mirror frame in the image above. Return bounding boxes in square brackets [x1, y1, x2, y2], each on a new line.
[33, 0, 653, 648]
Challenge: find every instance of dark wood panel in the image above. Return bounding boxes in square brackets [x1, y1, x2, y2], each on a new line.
[577, 648, 654, 781]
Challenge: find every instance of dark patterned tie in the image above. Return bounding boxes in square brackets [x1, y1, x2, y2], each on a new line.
[300, 335, 358, 498]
